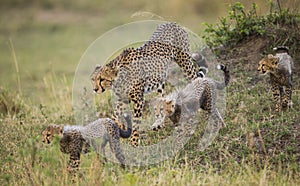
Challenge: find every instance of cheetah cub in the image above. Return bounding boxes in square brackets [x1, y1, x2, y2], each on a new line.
[152, 64, 230, 150]
[258, 46, 294, 112]
[42, 114, 132, 176]
[152, 64, 230, 130]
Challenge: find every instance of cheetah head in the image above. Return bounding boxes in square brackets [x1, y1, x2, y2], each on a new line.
[164, 100, 176, 117]
[42, 124, 63, 144]
[90, 65, 118, 94]
[91, 49, 134, 94]
[258, 54, 279, 75]
[154, 98, 176, 118]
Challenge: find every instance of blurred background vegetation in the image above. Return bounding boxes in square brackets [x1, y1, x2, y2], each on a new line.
[0, 0, 298, 102]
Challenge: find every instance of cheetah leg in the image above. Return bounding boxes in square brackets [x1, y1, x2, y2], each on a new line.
[59, 132, 83, 182]
[214, 108, 225, 127]
[82, 140, 91, 154]
[202, 82, 225, 131]
[197, 85, 224, 150]
[282, 74, 293, 111]
[152, 82, 166, 131]
[129, 88, 144, 147]
[287, 85, 293, 107]
[130, 109, 143, 147]
[109, 136, 126, 168]
[100, 137, 108, 163]
[175, 52, 198, 81]
[202, 86, 225, 128]
[198, 108, 223, 151]
[271, 81, 281, 112]
[200, 84, 213, 112]
[113, 99, 129, 130]
[67, 151, 81, 182]
[282, 85, 292, 111]
[152, 102, 166, 131]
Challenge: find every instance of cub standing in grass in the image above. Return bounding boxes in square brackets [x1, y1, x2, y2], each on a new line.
[42, 114, 132, 180]
[257, 46, 294, 112]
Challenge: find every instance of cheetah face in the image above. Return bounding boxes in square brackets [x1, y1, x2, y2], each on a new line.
[90, 65, 117, 94]
[42, 125, 63, 144]
[42, 129, 52, 144]
[164, 100, 176, 117]
[258, 54, 279, 75]
[154, 99, 176, 118]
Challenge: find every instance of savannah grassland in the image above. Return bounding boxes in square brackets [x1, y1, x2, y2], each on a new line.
[0, 0, 299, 185]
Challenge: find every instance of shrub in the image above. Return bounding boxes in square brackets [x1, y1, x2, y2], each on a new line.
[202, 1, 300, 49]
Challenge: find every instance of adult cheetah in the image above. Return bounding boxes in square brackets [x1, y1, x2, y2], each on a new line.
[91, 22, 198, 146]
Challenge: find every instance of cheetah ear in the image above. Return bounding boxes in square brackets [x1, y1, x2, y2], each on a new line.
[122, 48, 131, 57]
[166, 100, 174, 106]
[267, 54, 279, 65]
[267, 54, 274, 59]
[48, 124, 55, 130]
[102, 66, 112, 74]
[95, 65, 102, 70]
[59, 126, 64, 134]
[103, 66, 119, 77]
[272, 56, 280, 65]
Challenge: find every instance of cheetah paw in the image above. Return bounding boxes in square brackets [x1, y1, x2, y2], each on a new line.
[151, 121, 164, 131]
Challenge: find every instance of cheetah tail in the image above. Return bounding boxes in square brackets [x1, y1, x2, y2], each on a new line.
[119, 113, 132, 138]
[197, 67, 208, 78]
[215, 64, 230, 90]
[192, 52, 209, 78]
